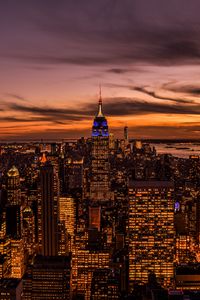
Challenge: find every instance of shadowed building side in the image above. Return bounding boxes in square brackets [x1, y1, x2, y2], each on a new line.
[39, 162, 58, 256]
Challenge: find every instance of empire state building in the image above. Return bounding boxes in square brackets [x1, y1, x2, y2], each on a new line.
[90, 91, 111, 202]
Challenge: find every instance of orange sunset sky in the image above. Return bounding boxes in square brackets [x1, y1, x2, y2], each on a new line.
[1, 0, 200, 140]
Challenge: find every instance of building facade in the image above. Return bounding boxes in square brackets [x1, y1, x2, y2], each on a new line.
[128, 181, 175, 290]
[39, 162, 59, 256]
[90, 94, 110, 202]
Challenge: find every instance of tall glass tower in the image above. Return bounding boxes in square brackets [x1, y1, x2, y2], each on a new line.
[90, 91, 110, 202]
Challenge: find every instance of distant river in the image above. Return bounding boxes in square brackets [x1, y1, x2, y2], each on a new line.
[151, 143, 200, 158]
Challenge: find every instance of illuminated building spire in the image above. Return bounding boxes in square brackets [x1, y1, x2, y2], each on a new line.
[41, 152, 47, 164]
[92, 86, 108, 137]
[97, 85, 104, 117]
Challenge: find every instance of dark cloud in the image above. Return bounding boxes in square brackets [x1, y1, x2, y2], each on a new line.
[9, 54, 113, 66]
[10, 103, 93, 119]
[105, 83, 197, 104]
[2, 1, 200, 67]
[185, 87, 200, 95]
[6, 103, 93, 124]
[7, 34, 200, 67]
[164, 83, 200, 96]
[0, 116, 44, 123]
[107, 68, 130, 74]
[6, 97, 200, 123]
[0, 116, 68, 124]
[6, 94, 28, 102]
[163, 40, 200, 60]
[100, 98, 200, 116]
[117, 124, 200, 139]
[104, 83, 131, 89]
[133, 86, 194, 104]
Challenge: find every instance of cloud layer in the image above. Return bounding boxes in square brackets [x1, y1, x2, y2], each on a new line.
[1, 1, 200, 139]
[2, 86, 200, 124]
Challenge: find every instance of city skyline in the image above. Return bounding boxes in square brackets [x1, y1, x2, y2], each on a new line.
[1, 1, 200, 140]
[0, 72, 200, 298]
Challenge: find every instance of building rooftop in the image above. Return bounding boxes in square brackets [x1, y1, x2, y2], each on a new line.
[33, 255, 71, 269]
[7, 165, 19, 177]
[176, 264, 200, 275]
[129, 180, 174, 188]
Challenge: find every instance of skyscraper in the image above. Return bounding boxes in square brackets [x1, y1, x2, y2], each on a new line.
[128, 181, 175, 290]
[22, 161, 71, 298]
[5, 166, 23, 279]
[7, 166, 21, 206]
[39, 162, 58, 256]
[90, 90, 110, 202]
[6, 205, 21, 238]
[124, 126, 128, 142]
[22, 207, 35, 256]
[65, 158, 83, 191]
[75, 249, 110, 300]
[6, 166, 22, 239]
[0, 278, 22, 300]
[10, 238, 24, 278]
[91, 269, 120, 299]
[6, 166, 21, 238]
[59, 196, 76, 252]
[22, 255, 71, 300]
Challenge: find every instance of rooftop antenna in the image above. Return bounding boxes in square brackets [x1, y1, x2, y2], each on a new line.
[99, 84, 102, 105]
[97, 84, 103, 117]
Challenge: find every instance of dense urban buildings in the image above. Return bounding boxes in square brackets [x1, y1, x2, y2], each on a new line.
[0, 96, 200, 300]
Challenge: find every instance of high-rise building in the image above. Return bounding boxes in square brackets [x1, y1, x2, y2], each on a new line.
[10, 239, 24, 278]
[6, 205, 21, 239]
[57, 221, 68, 256]
[59, 196, 76, 239]
[6, 166, 22, 240]
[124, 126, 128, 142]
[75, 249, 110, 300]
[65, 158, 83, 191]
[5, 167, 24, 279]
[50, 143, 59, 156]
[109, 133, 115, 150]
[128, 181, 175, 290]
[39, 162, 58, 256]
[22, 207, 35, 256]
[0, 278, 22, 300]
[59, 155, 66, 195]
[7, 166, 21, 206]
[22, 255, 71, 300]
[90, 91, 110, 202]
[0, 220, 11, 278]
[175, 264, 200, 291]
[175, 235, 195, 264]
[91, 268, 120, 299]
[89, 206, 101, 232]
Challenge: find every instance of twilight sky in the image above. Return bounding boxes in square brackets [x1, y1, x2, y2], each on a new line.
[1, 0, 200, 140]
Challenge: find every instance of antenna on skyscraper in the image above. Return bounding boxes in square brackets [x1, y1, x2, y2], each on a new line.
[99, 84, 102, 104]
[97, 84, 104, 117]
